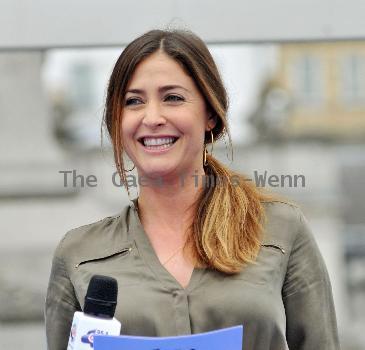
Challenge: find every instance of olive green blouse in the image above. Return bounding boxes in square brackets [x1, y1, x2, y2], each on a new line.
[45, 199, 340, 350]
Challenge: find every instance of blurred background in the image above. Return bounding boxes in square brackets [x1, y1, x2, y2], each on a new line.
[1, 1, 365, 349]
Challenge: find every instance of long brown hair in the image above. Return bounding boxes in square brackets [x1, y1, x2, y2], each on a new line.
[102, 29, 293, 274]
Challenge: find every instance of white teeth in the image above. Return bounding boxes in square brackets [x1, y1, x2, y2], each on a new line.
[143, 137, 175, 146]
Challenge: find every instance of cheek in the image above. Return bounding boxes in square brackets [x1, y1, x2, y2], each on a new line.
[120, 115, 139, 158]
[175, 106, 207, 133]
[121, 113, 138, 139]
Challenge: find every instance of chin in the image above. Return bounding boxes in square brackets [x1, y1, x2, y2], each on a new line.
[139, 166, 180, 182]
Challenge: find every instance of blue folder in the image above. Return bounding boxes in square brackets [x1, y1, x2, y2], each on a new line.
[93, 325, 243, 350]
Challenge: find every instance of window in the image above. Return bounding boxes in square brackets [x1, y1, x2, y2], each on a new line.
[291, 54, 323, 106]
[341, 54, 365, 106]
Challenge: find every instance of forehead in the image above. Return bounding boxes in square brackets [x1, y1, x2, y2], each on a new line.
[128, 51, 193, 87]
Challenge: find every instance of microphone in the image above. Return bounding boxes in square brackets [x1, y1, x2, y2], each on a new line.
[67, 275, 122, 350]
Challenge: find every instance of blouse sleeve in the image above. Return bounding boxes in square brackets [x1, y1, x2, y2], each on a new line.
[44, 236, 81, 350]
[282, 208, 341, 350]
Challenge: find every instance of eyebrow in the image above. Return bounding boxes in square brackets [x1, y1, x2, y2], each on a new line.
[125, 85, 189, 94]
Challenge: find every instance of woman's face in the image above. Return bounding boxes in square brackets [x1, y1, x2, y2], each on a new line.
[121, 51, 216, 181]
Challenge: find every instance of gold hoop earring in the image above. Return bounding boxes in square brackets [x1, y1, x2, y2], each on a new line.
[203, 144, 208, 166]
[125, 163, 135, 172]
[210, 129, 214, 155]
[203, 129, 214, 167]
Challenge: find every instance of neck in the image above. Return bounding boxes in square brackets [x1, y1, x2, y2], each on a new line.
[136, 168, 205, 240]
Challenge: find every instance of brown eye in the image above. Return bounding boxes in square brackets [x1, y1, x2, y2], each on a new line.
[164, 95, 184, 102]
[125, 98, 143, 106]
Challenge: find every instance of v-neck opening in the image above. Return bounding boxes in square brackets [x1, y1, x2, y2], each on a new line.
[128, 199, 204, 293]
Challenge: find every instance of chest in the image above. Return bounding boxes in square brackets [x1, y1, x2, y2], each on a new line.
[144, 230, 196, 289]
[161, 254, 195, 289]
[71, 239, 287, 341]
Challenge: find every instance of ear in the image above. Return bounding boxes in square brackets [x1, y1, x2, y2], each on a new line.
[206, 111, 217, 131]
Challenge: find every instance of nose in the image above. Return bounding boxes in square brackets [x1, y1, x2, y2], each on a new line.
[142, 101, 166, 128]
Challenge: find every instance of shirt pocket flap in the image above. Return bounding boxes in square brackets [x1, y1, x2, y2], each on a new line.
[70, 242, 141, 291]
[74, 245, 133, 269]
[260, 243, 286, 255]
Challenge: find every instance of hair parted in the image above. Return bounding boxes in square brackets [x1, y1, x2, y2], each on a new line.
[102, 28, 293, 274]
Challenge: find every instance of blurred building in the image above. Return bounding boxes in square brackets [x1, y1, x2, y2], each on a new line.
[250, 42, 365, 142]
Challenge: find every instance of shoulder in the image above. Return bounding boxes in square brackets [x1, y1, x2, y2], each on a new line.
[53, 203, 132, 269]
[260, 199, 305, 252]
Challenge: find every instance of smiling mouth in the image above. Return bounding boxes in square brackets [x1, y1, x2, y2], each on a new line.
[138, 136, 179, 150]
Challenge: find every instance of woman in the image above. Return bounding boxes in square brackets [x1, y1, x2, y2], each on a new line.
[45, 29, 340, 350]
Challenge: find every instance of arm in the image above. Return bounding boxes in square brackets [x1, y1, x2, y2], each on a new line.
[45, 236, 81, 350]
[282, 208, 341, 350]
